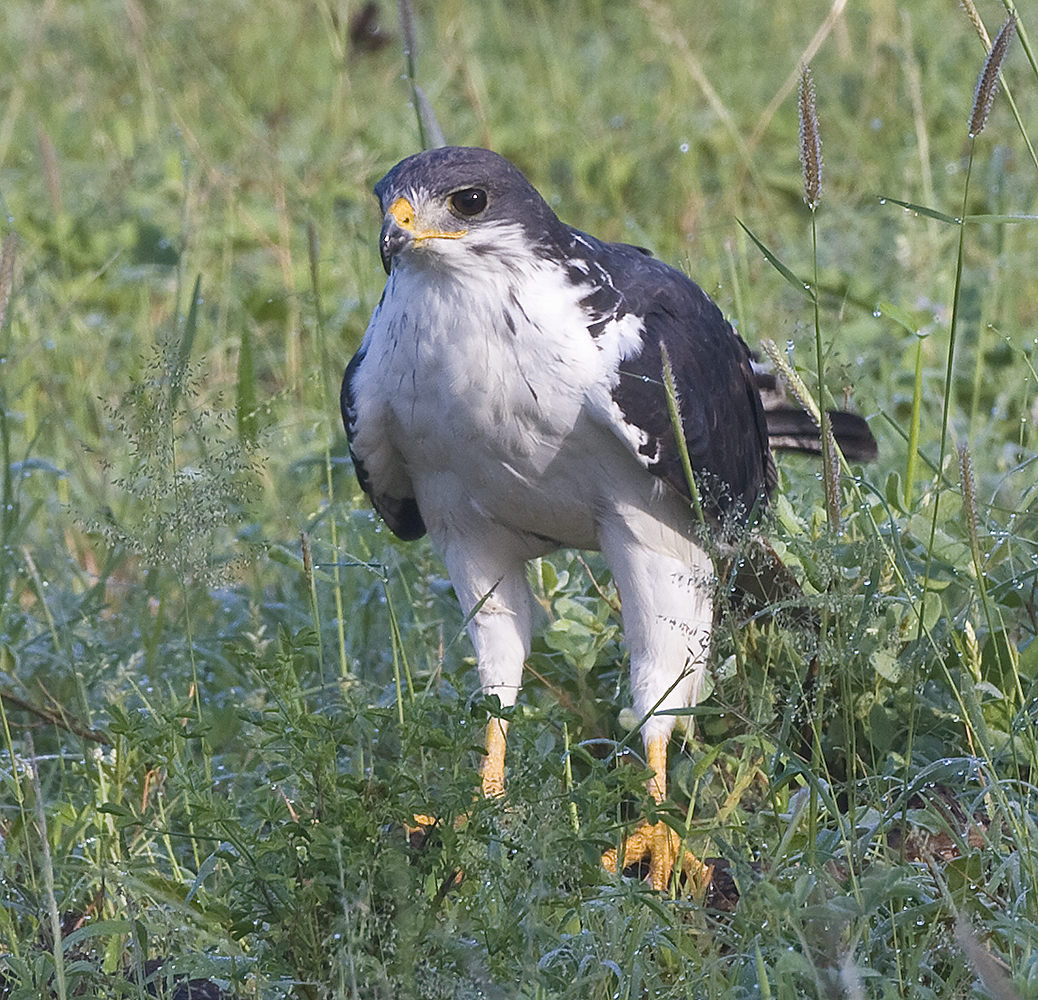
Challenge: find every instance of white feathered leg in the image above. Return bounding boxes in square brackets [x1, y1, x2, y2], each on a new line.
[440, 530, 534, 798]
[598, 514, 715, 890]
[598, 515, 714, 738]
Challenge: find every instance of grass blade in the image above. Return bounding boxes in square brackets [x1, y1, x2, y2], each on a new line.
[737, 220, 814, 301]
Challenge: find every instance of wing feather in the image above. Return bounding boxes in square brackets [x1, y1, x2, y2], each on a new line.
[593, 239, 775, 527]
[341, 346, 427, 541]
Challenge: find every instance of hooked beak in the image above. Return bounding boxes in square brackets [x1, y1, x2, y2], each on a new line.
[379, 196, 467, 274]
[379, 209, 411, 274]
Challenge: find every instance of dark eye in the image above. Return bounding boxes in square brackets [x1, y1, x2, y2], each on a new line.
[450, 187, 488, 217]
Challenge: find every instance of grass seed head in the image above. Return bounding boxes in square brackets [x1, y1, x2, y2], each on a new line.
[822, 413, 841, 530]
[798, 65, 823, 210]
[958, 442, 980, 554]
[968, 14, 1017, 138]
[959, 0, 990, 45]
[0, 234, 17, 333]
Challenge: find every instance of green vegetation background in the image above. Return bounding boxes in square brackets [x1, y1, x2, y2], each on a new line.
[1, 0, 1037, 997]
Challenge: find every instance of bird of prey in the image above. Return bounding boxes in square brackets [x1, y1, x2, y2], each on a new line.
[342, 146, 875, 890]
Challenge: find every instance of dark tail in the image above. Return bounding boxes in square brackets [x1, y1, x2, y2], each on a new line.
[752, 360, 878, 463]
[765, 408, 878, 463]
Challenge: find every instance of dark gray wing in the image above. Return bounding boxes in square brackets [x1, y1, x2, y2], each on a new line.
[594, 239, 775, 527]
[341, 347, 427, 541]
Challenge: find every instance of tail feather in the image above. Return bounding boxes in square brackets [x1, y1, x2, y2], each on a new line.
[752, 357, 878, 464]
[765, 408, 878, 463]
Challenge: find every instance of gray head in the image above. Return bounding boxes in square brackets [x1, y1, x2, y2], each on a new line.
[373, 147, 565, 274]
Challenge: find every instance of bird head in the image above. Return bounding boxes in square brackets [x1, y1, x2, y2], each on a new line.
[373, 146, 563, 275]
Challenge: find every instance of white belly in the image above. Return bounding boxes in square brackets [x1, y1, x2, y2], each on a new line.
[389, 354, 607, 550]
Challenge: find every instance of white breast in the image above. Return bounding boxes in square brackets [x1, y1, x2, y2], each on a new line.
[356, 245, 647, 550]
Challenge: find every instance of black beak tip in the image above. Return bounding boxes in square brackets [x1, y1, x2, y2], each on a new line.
[379, 218, 410, 275]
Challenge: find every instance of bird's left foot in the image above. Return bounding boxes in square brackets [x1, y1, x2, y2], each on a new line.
[602, 821, 712, 893]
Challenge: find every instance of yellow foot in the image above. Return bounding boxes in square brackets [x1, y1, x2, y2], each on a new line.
[406, 813, 440, 845]
[602, 821, 712, 893]
[404, 814, 465, 894]
[406, 712, 508, 847]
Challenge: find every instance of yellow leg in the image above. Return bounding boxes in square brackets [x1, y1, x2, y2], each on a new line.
[646, 733, 668, 804]
[411, 716, 509, 836]
[602, 734, 711, 893]
[481, 716, 510, 798]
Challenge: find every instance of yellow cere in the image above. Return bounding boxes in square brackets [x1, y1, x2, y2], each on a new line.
[388, 196, 466, 243]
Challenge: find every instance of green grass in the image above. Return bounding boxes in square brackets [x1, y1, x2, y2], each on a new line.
[1, 0, 1038, 996]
